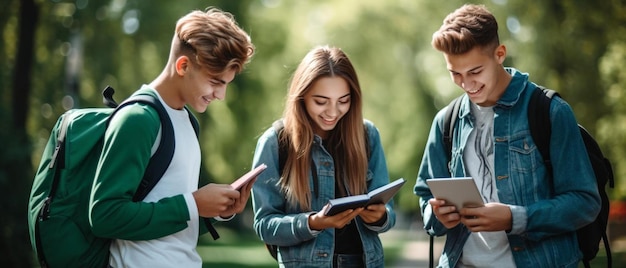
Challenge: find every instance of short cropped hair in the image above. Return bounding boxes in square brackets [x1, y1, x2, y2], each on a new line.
[431, 4, 499, 55]
[175, 7, 254, 75]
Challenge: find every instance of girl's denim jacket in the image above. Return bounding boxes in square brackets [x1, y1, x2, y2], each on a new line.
[414, 68, 601, 268]
[251, 119, 395, 268]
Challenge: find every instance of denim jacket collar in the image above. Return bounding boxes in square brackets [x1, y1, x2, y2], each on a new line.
[457, 67, 530, 122]
[496, 67, 530, 108]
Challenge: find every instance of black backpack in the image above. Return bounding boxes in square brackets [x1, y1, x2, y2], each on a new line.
[264, 119, 370, 261]
[433, 86, 614, 268]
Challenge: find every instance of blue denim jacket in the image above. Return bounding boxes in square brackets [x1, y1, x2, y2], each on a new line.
[252, 119, 395, 268]
[414, 68, 601, 268]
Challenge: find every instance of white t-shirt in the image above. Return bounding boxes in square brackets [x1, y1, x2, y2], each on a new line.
[109, 88, 201, 268]
[460, 103, 516, 268]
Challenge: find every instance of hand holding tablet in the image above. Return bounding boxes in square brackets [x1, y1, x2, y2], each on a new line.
[426, 177, 484, 210]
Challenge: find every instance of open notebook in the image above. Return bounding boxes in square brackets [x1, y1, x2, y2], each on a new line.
[322, 178, 406, 216]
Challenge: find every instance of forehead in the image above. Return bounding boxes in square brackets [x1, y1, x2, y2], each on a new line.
[205, 68, 236, 84]
[307, 76, 350, 98]
[444, 46, 492, 73]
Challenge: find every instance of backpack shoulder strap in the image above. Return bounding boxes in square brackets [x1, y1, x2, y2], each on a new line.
[363, 122, 372, 159]
[102, 86, 175, 202]
[430, 95, 462, 268]
[272, 119, 288, 174]
[104, 87, 218, 240]
[122, 96, 174, 202]
[103, 86, 200, 201]
[265, 119, 288, 260]
[528, 85, 559, 175]
[185, 108, 200, 137]
[103, 86, 199, 136]
[443, 95, 463, 161]
[104, 86, 201, 200]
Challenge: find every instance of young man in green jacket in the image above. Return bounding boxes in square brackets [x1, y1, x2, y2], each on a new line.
[89, 7, 255, 267]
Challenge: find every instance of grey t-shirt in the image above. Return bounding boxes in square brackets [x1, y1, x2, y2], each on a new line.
[459, 103, 516, 268]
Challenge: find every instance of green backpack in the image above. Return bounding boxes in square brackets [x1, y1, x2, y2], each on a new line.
[27, 86, 200, 267]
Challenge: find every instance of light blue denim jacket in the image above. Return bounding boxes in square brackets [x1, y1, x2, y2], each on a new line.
[414, 68, 601, 268]
[251, 119, 395, 268]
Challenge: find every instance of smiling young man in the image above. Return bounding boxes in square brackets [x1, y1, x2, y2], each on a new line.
[414, 4, 600, 268]
[88, 7, 255, 267]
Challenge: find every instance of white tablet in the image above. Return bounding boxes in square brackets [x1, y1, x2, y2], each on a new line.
[426, 177, 484, 210]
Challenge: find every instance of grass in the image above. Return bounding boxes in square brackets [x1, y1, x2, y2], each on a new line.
[198, 226, 403, 267]
[579, 250, 626, 268]
[199, 226, 626, 267]
[198, 227, 276, 268]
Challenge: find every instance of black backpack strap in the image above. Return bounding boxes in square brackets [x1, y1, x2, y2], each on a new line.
[104, 86, 219, 240]
[530, 86, 616, 267]
[104, 87, 199, 201]
[103, 86, 175, 202]
[181, 108, 218, 240]
[109, 94, 176, 202]
[443, 95, 463, 162]
[428, 95, 463, 268]
[528, 86, 558, 177]
[186, 108, 200, 137]
[602, 231, 612, 268]
[273, 119, 288, 175]
[266, 119, 293, 260]
[429, 235, 434, 268]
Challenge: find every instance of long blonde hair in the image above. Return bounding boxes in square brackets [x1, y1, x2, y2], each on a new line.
[280, 46, 368, 211]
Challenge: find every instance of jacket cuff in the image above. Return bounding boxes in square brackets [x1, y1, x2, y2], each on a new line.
[508, 205, 527, 235]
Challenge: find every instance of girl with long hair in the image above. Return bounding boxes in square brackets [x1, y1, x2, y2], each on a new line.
[251, 46, 395, 268]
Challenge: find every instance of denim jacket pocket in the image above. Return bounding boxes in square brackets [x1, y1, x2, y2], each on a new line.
[508, 135, 540, 174]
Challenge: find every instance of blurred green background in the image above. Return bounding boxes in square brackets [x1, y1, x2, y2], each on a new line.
[2, 0, 626, 266]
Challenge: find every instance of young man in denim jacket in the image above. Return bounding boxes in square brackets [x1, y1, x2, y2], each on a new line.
[414, 4, 601, 268]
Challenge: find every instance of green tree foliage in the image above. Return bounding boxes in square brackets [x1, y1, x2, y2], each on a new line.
[596, 3, 626, 199]
[2, 0, 626, 264]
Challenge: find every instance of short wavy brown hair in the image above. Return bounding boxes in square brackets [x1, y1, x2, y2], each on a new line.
[174, 7, 254, 75]
[431, 4, 499, 55]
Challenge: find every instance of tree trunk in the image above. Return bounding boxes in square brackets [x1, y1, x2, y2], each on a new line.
[0, 0, 38, 266]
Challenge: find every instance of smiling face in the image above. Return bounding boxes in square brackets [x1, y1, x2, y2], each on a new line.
[444, 45, 509, 107]
[170, 55, 236, 112]
[183, 62, 235, 113]
[303, 76, 351, 139]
